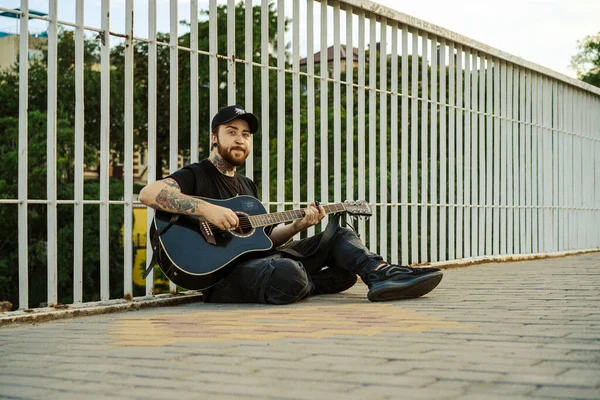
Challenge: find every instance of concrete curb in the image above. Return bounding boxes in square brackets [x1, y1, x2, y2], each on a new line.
[427, 248, 600, 269]
[0, 292, 203, 327]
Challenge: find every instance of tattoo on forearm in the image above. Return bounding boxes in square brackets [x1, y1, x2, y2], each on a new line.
[163, 178, 180, 190]
[154, 188, 205, 214]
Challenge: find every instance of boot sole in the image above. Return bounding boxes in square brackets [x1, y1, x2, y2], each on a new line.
[367, 271, 443, 302]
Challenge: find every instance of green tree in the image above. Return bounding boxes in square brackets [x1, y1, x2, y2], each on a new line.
[571, 32, 600, 88]
[0, 110, 125, 308]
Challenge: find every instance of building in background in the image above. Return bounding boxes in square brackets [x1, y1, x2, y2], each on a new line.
[0, 8, 48, 71]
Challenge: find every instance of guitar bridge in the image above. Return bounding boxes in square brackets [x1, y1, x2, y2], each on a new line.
[199, 220, 216, 245]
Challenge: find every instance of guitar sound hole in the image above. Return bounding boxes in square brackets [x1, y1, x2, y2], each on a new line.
[231, 213, 254, 237]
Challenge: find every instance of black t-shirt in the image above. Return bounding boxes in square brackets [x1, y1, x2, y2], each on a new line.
[168, 159, 258, 200]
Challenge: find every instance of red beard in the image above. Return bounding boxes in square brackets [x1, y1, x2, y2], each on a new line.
[217, 143, 248, 167]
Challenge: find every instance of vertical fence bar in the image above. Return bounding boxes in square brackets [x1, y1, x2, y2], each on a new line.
[168, 0, 178, 293]
[410, 28, 419, 263]
[587, 95, 593, 250]
[292, 0, 301, 217]
[583, 95, 587, 249]
[566, 86, 572, 250]
[244, 0, 253, 176]
[277, 0, 285, 212]
[420, 33, 429, 262]
[71, 1, 84, 303]
[306, 0, 315, 237]
[580, 94, 585, 249]
[579, 95, 584, 251]
[170, 0, 179, 175]
[572, 90, 578, 249]
[485, 56, 493, 255]
[447, 41, 455, 261]
[463, 49, 471, 259]
[390, 21, 398, 264]
[573, 91, 581, 249]
[380, 18, 388, 260]
[368, 15, 377, 252]
[320, 0, 328, 218]
[586, 95, 591, 250]
[506, 63, 514, 255]
[478, 55, 486, 256]
[512, 66, 520, 254]
[47, 0, 59, 307]
[191, 0, 199, 164]
[333, 2, 342, 204]
[357, 10, 366, 241]
[227, 0, 236, 105]
[123, 0, 134, 298]
[559, 84, 565, 250]
[551, 80, 558, 251]
[18, 0, 29, 309]
[146, 0, 157, 295]
[400, 25, 409, 265]
[536, 73, 543, 253]
[455, 45, 463, 260]
[438, 39, 447, 262]
[546, 78, 555, 252]
[567, 87, 574, 250]
[596, 98, 600, 250]
[541, 76, 549, 252]
[99, 0, 110, 301]
[429, 35, 438, 263]
[519, 69, 527, 253]
[592, 95, 597, 250]
[532, 73, 540, 254]
[260, 0, 269, 205]
[346, 5, 355, 203]
[525, 70, 532, 253]
[493, 58, 500, 255]
[209, 0, 218, 129]
[470, 52, 478, 257]
[499, 61, 507, 254]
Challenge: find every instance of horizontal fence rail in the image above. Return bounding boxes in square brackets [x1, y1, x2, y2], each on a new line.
[0, 0, 599, 311]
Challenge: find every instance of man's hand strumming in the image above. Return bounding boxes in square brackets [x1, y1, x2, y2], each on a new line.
[204, 203, 240, 231]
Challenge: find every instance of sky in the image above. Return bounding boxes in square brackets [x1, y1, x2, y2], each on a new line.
[1, 0, 598, 79]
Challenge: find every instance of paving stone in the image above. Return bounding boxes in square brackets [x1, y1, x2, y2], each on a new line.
[530, 386, 600, 399]
[1, 252, 599, 399]
[350, 384, 463, 399]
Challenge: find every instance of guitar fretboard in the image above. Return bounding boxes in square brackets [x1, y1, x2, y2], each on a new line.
[248, 203, 347, 228]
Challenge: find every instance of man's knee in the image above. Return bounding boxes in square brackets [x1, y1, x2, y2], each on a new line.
[263, 258, 312, 305]
[332, 226, 360, 242]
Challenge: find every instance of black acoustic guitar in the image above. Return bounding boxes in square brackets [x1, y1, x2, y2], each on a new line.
[151, 195, 372, 290]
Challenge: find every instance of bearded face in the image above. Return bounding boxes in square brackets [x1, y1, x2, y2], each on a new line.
[216, 139, 248, 166]
[212, 119, 252, 167]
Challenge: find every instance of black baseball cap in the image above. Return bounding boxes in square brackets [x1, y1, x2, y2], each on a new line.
[211, 105, 259, 134]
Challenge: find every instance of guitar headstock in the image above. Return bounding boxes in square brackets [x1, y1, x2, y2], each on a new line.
[343, 200, 372, 217]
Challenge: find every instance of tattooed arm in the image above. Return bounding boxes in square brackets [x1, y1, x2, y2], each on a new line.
[139, 178, 204, 214]
[138, 178, 239, 230]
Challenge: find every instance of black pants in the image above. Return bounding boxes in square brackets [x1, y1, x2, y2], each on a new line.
[204, 226, 383, 304]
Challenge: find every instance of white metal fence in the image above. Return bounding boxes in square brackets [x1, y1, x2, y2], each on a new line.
[1, 0, 599, 310]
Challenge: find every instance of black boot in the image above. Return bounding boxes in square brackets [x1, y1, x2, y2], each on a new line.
[361, 264, 443, 302]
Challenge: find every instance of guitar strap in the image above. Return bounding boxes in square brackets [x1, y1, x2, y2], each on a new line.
[142, 213, 180, 279]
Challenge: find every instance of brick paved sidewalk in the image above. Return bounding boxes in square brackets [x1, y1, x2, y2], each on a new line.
[1, 253, 599, 399]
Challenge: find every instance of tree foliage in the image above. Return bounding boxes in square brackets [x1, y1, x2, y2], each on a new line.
[571, 32, 600, 88]
[0, 111, 125, 307]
